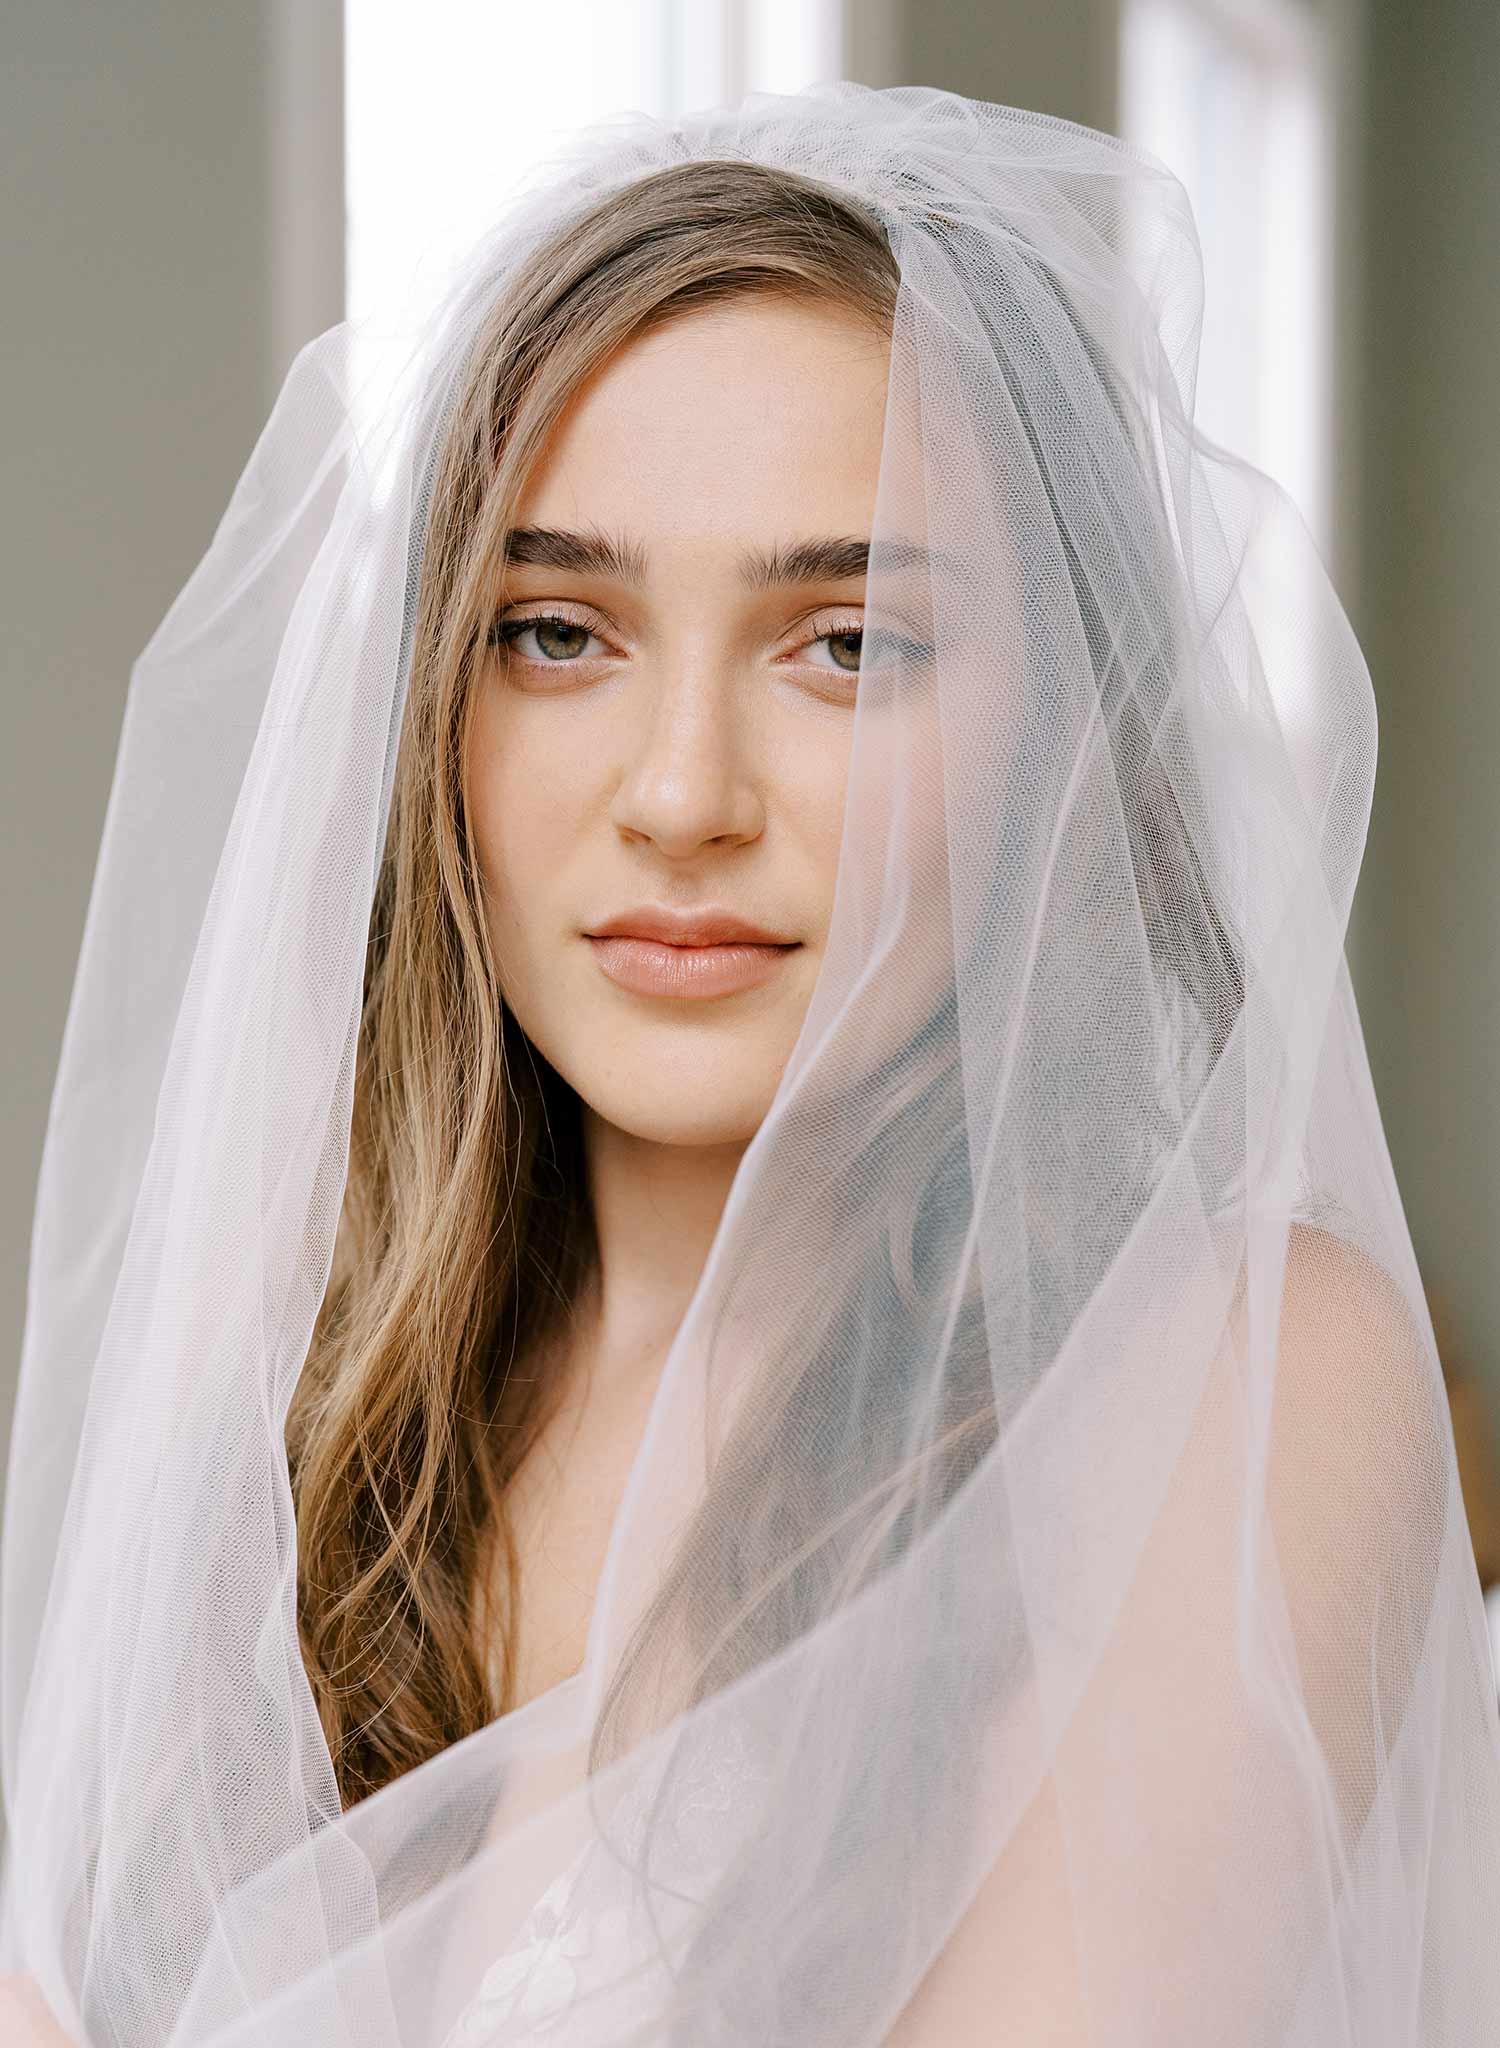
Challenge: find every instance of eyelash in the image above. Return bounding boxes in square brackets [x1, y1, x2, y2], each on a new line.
[486, 608, 885, 682]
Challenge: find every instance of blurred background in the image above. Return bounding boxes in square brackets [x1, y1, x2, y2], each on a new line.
[4, 0, 1499, 1673]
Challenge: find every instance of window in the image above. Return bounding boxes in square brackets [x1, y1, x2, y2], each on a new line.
[1120, 0, 1337, 767]
[345, 0, 844, 335]
[1120, 0, 1333, 553]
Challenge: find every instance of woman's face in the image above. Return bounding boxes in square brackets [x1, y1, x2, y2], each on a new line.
[465, 295, 894, 1149]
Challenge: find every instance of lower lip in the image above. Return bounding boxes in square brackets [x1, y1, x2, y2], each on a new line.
[585, 935, 799, 999]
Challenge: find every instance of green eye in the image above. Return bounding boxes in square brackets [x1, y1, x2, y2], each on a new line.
[823, 628, 865, 673]
[488, 613, 601, 662]
[816, 626, 934, 672]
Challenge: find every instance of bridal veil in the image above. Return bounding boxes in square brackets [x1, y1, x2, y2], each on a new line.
[3, 79, 1498, 2046]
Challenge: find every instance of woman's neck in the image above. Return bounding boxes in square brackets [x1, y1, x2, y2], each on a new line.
[574, 1107, 747, 1394]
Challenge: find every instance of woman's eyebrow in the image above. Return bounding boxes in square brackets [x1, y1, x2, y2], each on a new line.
[498, 525, 946, 587]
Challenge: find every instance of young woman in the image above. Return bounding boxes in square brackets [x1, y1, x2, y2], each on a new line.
[294, 196, 901, 1789]
[4, 83, 1495, 2047]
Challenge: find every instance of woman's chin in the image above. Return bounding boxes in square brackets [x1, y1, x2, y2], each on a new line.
[574, 1065, 789, 1154]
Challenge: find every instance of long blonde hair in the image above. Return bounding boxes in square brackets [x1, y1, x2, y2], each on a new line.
[285, 158, 903, 1810]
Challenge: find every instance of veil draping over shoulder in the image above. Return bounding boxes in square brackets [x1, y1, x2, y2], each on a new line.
[2, 79, 1498, 2048]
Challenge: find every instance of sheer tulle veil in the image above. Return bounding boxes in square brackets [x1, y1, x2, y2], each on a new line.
[3, 78, 1498, 2048]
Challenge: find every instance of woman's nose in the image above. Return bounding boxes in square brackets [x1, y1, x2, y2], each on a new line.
[607, 662, 765, 857]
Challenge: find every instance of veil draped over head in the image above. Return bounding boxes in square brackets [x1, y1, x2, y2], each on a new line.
[3, 78, 1499, 2047]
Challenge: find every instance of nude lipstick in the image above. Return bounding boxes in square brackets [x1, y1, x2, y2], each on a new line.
[584, 906, 800, 1001]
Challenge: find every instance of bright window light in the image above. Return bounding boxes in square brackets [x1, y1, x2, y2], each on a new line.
[1119, 0, 1334, 556]
[1120, 0, 1336, 772]
[345, 0, 845, 335]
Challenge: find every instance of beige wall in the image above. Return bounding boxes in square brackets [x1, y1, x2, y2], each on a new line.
[904, 0, 1118, 130]
[0, 2, 342, 1476]
[1350, 0, 1500, 1420]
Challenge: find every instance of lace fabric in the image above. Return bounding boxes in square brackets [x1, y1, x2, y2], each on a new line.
[443, 1718, 767, 2046]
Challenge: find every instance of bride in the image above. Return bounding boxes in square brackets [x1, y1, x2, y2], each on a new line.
[3, 85, 1496, 2046]
[313, 245, 898, 1783]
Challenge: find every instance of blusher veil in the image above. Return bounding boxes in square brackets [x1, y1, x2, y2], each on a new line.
[3, 77, 1499, 2046]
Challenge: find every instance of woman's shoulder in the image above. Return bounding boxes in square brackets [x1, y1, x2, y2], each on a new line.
[881, 1217, 1455, 2046]
[1252, 1219, 1448, 1527]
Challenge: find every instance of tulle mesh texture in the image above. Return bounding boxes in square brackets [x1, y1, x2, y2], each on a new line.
[3, 79, 1499, 2047]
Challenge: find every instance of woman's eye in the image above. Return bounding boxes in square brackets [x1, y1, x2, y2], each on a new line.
[489, 613, 603, 664]
[804, 625, 933, 677]
[811, 626, 866, 675]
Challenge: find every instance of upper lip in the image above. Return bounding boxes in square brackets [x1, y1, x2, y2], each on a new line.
[586, 906, 798, 947]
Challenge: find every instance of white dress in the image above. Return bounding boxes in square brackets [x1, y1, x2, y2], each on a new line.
[440, 1714, 766, 2046]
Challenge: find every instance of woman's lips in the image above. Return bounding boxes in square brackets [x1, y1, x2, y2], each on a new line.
[585, 934, 800, 999]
